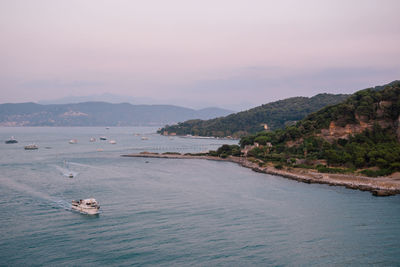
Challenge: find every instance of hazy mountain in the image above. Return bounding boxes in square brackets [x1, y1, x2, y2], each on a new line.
[0, 102, 233, 126]
[38, 93, 147, 105]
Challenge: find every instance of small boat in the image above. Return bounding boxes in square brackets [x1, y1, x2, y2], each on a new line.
[71, 198, 100, 215]
[105, 127, 110, 130]
[100, 136, 107, 140]
[90, 137, 96, 142]
[69, 139, 78, 144]
[109, 140, 116, 144]
[96, 148, 104, 152]
[24, 144, 38, 150]
[141, 136, 149, 140]
[5, 136, 18, 144]
[63, 161, 74, 178]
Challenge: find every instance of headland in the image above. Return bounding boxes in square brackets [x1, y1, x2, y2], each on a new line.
[122, 152, 400, 197]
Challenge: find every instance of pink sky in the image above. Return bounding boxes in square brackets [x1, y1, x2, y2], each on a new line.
[1, 0, 399, 110]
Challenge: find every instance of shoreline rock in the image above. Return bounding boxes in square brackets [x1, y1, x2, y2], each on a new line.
[121, 153, 400, 197]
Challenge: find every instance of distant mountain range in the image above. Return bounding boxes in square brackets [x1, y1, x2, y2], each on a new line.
[0, 102, 233, 126]
[158, 93, 350, 138]
[38, 93, 148, 105]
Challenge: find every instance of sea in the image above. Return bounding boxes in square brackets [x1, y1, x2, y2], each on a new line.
[0, 127, 399, 266]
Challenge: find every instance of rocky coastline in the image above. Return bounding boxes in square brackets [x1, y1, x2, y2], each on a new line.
[122, 152, 400, 197]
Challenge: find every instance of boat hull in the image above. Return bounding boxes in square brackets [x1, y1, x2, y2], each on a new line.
[71, 199, 100, 215]
[24, 147, 38, 150]
[71, 205, 100, 215]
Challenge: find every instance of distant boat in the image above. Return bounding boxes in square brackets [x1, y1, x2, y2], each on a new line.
[141, 136, 149, 140]
[100, 136, 107, 140]
[63, 161, 74, 178]
[106, 127, 110, 130]
[5, 136, 18, 144]
[69, 139, 78, 144]
[24, 144, 38, 150]
[90, 137, 96, 142]
[109, 140, 117, 144]
[96, 148, 104, 152]
[71, 198, 100, 215]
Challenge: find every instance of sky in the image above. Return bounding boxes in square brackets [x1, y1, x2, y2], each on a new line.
[1, 0, 399, 110]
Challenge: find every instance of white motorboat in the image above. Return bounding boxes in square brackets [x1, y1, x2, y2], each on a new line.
[90, 137, 96, 142]
[71, 198, 100, 215]
[24, 144, 38, 150]
[109, 140, 116, 144]
[141, 136, 149, 140]
[69, 139, 78, 144]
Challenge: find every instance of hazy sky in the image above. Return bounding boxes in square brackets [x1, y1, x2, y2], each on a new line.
[1, 0, 399, 110]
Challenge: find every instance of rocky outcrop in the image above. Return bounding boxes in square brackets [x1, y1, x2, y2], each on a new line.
[320, 121, 368, 141]
[319, 110, 398, 142]
[372, 189, 398, 197]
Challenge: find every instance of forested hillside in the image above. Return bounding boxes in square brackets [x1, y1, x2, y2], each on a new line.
[234, 81, 400, 176]
[158, 93, 349, 138]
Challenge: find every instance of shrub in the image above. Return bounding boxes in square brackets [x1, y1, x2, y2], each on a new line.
[293, 164, 314, 169]
[274, 164, 283, 169]
[360, 169, 393, 177]
[316, 165, 348, 174]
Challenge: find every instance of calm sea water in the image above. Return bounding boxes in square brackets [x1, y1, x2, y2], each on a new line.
[0, 127, 399, 266]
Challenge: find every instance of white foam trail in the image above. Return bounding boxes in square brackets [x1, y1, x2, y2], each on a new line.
[54, 165, 78, 178]
[68, 162, 95, 168]
[0, 175, 71, 211]
[55, 199, 72, 210]
[0, 175, 53, 201]
[68, 161, 126, 176]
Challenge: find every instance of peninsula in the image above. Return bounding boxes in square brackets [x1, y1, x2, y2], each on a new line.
[125, 81, 400, 197]
[122, 152, 400, 196]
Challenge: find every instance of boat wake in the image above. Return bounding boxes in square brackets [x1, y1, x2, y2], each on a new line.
[68, 161, 106, 170]
[55, 199, 72, 211]
[54, 165, 78, 178]
[0, 175, 54, 201]
[68, 161, 126, 176]
[0, 175, 72, 211]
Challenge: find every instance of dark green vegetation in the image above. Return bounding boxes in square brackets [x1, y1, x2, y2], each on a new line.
[219, 81, 400, 177]
[208, 144, 242, 158]
[158, 93, 349, 138]
[0, 102, 233, 126]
